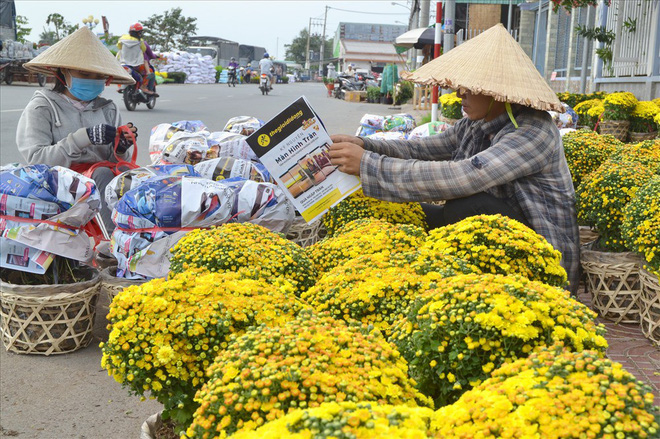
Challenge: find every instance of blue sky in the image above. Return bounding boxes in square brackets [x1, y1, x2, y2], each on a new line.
[16, 1, 416, 59]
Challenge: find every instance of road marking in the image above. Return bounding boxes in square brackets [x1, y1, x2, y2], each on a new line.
[227, 95, 233, 98]
[1, 109, 24, 113]
[197, 97, 208, 100]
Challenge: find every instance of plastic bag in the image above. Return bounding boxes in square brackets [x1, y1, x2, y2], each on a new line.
[172, 120, 208, 133]
[223, 116, 265, 136]
[206, 131, 259, 161]
[409, 121, 451, 138]
[148, 124, 184, 164]
[383, 113, 416, 133]
[194, 157, 272, 183]
[105, 164, 199, 210]
[366, 131, 408, 140]
[0, 164, 101, 271]
[359, 114, 386, 130]
[159, 132, 210, 165]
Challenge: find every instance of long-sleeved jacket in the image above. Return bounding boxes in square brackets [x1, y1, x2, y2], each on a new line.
[16, 89, 125, 168]
[360, 106, 580, 291]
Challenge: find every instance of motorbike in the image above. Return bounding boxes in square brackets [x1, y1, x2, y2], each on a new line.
[120, 66, 156, 111]
[333, 74, 364, 99]
[227, 66, 238, 87]
[259, 73, 271, 95]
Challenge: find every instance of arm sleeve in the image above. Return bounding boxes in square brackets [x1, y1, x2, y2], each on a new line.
[16, 105, 92, 168]
[361, 123, 461, 161]
[359, 122, 557, 202]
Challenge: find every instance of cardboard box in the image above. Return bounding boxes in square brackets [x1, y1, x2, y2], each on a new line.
[345, 91, 367, 103]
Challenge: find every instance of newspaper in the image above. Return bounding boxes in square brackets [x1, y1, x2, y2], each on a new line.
[0, 164, 100, 273]
[245, 96, 361, 223]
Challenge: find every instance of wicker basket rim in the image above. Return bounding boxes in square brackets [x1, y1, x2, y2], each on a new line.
[100, 266, 148, 287]
[1, 267, 100, 297]
[580, 248, 643, 264]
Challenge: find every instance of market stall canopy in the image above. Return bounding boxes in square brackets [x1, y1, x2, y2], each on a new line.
[394, 25, 437, 52]
[401, 23, 563, 112]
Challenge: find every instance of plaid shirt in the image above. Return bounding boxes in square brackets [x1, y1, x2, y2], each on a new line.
[360, 107, 580, 291]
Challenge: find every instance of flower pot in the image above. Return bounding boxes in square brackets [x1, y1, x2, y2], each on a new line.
[638, 268, 660, 347]
[100, 266, 148, 303]
[140, 412, 162, 439]
[0, 266, 101, 355]
[286, 215, 324, 248]
[579, 226, 599, 247]
[629, 131, 658, 142]
[598, 120, 630, 142]
[580, 246, 643, 324]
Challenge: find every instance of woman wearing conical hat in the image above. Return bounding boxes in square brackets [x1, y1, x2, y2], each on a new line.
[328, 24, 580, 293]
[16, 26, 138, 233]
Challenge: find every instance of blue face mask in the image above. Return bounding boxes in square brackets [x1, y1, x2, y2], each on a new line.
[67, 77, 105, 101]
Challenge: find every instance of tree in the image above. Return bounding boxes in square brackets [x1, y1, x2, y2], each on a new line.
[140, 8, 197, 51]
[38, 30, 57, 46]
[45, 13, 77, 41]
[284, 28, 333, 65]
[16, 15, 31, 43]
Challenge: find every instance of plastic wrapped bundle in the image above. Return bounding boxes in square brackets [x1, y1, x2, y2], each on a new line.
[383, 113, 416, 133]
[172, 120, 208, 133]
[111, 176, 237, 279]
[360, 114, 386, 130]
[206, 131, 259, 161]
[409, 121, 451, 138]
[194, 157, 272, 183]
[366, 131, 408, 140]
[0, 164, 101, 272]
[223, 116, 265, 136]
[548, 103, 578, 130]
[105, 164, 199, 210]
[159, 132, 210, 165]
[355, 125, 382, 137]
[219, 178, 294, 233]
[148, 124, 185, 164]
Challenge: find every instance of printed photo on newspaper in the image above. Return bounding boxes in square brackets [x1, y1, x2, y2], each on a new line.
[246, 96, 361, 223]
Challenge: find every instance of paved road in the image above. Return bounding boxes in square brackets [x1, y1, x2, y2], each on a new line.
[0, 81, 422, 439]
[1, 81, 417, 167]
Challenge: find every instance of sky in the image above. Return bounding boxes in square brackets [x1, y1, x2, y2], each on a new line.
[15, 1, 417, 59]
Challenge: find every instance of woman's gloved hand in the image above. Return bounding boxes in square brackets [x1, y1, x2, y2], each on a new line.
[116, 123, 138, 154]
[86, 124, 116, 145]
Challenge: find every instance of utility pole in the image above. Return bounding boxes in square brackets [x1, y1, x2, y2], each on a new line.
[410, 0, 421, 68]
[442, 0, 455, 95]
[319, 5, 328, 78]
[419, 0, 430, 28]
[304, 17, 312, 77]
[579, 5, 592, 93]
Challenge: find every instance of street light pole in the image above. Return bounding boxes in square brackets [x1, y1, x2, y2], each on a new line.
[319, 5, 328, 78]
[304, 17, 312, 77]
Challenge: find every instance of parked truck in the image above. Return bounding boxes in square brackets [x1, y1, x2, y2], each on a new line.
[185, 36, 239, 68]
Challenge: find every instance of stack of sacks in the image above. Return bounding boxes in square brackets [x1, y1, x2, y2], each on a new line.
[549, 103, 579, 134]
[409, 121, 452, 138]
[355, 113, 417, 139]
[158, 51, 216, 84]
[0, 40, 36, 59]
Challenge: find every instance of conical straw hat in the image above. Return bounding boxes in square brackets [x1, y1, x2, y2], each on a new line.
[402, 23, 563, 112]
[25, 26, 135, 85]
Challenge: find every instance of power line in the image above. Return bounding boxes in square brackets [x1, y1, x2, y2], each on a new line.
[327, 7, 408, 15]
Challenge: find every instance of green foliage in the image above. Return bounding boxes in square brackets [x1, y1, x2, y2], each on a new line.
[284, 28, 333, 65]
[44, 13, 77, 41]
[167, 72, 187, 83]
[16, 15, 31, 43]
[420, 112, 432, 124]
[214, 65, 223, 83]
[251, 75, 260, 84]
[281, 75, 289, 84]
[576, 25, 616, 71]
[140, 7, 198, 51]
[367, 86, 381, 102]
[395, 80, 414, 105]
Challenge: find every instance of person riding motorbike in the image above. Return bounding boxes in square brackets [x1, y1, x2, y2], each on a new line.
[116, 23, 153, 95]
[259, 52, 274, 89]
[227, 56, 239, 84]
[143, 40, 159, 96]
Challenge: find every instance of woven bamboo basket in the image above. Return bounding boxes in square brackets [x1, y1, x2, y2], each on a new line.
[100, 266, 148, 302]
[638, 268, 660, 346]
[579, 226, 599, 247]
[598, 120, 630, 142]
[286, 216, 323, 247]
[0, 267, 100, 355]
[581, 247, 643, 324]
[629, 131, 658, 142]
